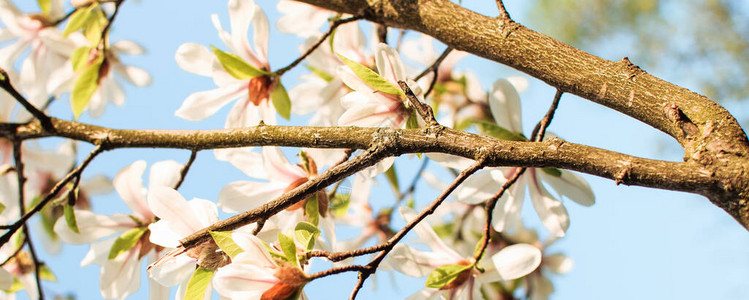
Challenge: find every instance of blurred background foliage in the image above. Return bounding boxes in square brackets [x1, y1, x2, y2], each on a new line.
[527, 0, 749, 104]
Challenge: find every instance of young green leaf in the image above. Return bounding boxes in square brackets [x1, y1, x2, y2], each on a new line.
[183, 267, 214, 300]
[337, 54, 403, 96]
[472, 120, 528, 142]
[209, 231, 244, 259]
[108, 227, 147, 260]
[278, 232, 299, 267]
[294, 221, 320, 251]
[541, 167, 563, 177]
[424, 263, 472, 288]
[211, 46, 266, 80]
[304, 194, 320, 227]
[83, 7, 106, 46]
[305, 65, 334, 82]
[329, 193, 350, 217]
[271, 82, 292, 120]
[384, 164, 400, 196]
[39, 264, 56, 281]
[63, 204, 79, 234]
[63, 5, 94, 37]
[71, 46, 91, 72]
[71, 54, 103, 119]
[37, 0, 51, 15]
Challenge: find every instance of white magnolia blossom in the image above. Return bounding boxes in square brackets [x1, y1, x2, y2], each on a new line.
[275, 0, 332, 38]
[174, 0, 277, 128]
[385, 207, 542, 300]
[455, 78, 595, 237]
[54, 160, 180, 300]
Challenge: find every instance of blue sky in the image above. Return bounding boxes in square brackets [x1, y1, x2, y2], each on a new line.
[8, 0, 749, 299]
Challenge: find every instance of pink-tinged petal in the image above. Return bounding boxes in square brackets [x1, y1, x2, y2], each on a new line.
[276, 1, 331, 38]
[218, 180, 286, 213]
[175, 43, 214, 77]
[214, 148, 266, 178]
[213, 263, 276, 298]
[250, 2, 270, 65]
[81, 238, 115, 267]
[488, 78, 523, 133]
[338, 99, 390, 127]
[337, 66, 375, 94]
[148, 160, 183, 189]
[399, 206, 463, 261]
[148, 276, 170, 300]
[147, 186, 201, 237]
[148, 251, 196, 287]
[148, 219, 181, 248]
[100, 247, 141, 299]
[110, 40, 145, 56]
[374, 43, 406, 84]
[491, 243, 542, 280]
[386, 244, 457, 277]
[231, 232, 275, 268]
[0, 267, 12, 290]
[227, 0, 253, 59]
[188, 198, 219, 227]
[17, 272, 38, 300]
[262, 147, 308, 184]
[456, 170, 500, 205]
[114, 64, 152, 87]
[113, 160, 153, 220]
[543, 253, 573, 274]
[174, 83, 246, 121]
[335, 23, 367, 62]
[54, 210, 136, 244]
[528, 171, 570, 237]
[540, 170, 595, 207]
[491, 170, 526, 232]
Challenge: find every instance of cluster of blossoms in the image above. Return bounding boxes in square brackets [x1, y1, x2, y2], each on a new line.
[0, 0, 596, 299]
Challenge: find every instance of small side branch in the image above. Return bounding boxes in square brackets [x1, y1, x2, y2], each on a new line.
[12, 141, 44, 299]
[274, 15, 364, 77]
[530, 89, 563, 141]
[174, 150, 198, 190]
[398, 80, 438, 126]
[495, 0, 511, 19]
[0, 70, 54, 132]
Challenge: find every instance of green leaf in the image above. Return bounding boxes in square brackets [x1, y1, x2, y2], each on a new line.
[82, 7, 106, 46]
[278, 232, 298, 267]
[71, 54, 103, 119]
[209, 231, 244, 259]
[63, 204, 79, 234]
[294, 221, 320, 251]
[37, 0, 51, 15]
[432, 222, 454, 238]
[329, 193, 350, 217]
[541, 167, 563, 177]
[7, 277, 22, 292]
[271, 82, 291, 120]
[63, 5, 93, 37]
[305, 64, 334, 82]
[425, 264, 472, 288]
[183, 267, 214, 300]
[39, 264, 56, 281]
[472, 120, 528, 141]
[108, 227, 147, 260]
[337, 54, 403, 96]
[71, 46, 91, 72]
[384, 164, 399, 197]
[211, 46, 266, 80]
[328, 26, 337, 53]
[305, 194, 319, 227]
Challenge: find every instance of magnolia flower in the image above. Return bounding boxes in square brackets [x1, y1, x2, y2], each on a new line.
[54, 160, 181, 300]
[275, 0, 332, 38]
[213, 231, 309, 299]
[47, 40, 152, 118]
[146, 186, 223, 298]
[337, 43, 423, 128]
[174, 0, 278, 128]
[218, 147, 335, 248]
[455, 78, 595, 237]
[0, 0, 73, 106]
[385, 207, 542, 299]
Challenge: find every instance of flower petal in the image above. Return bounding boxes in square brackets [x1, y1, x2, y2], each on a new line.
[262, 146, 308, 184]
[147, 186, 201, 237]
[113, 160, 152, 220]
[100, 247, 141, 299]
[374, 43, 405, 84]
[213, 263, 276, 299]
[148, 160, 183, 189]
[54, 210, 136, 244]
[214, 148, 266, 178]
[528, 170, 570, 237]
[174, 83, 246, 121]
[543, 253, 574, 274]
[148, 251, 196, 287]
[399, 206, 462, 260]
[540, 170, 595, 207]
[488, 78, 523, 134]
[491, 243, 542, 280]
[218, 180, 286, 213]
[114, 64, 152, 87]
[175, 43, 214, 77]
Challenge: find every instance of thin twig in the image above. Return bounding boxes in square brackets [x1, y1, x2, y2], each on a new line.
[398, 80, 438, 125]
[100, 0, 125, 49]
[473, 167, 525, 262]
[174, 150, 198, 190]
[307, 264, 370, 280]
[348, 160, 485, 299]
[12, 141, 44, 299]
[0, 238, 25, 267]
[273, 15, 364, 77]
[0, 69, 54, 132]
[0, 145, 104, 246]
[530, 89, 563, 141]
[415, 47, 453, 81]
[51, 8, 78, 26]
[495, 0, 511, 19]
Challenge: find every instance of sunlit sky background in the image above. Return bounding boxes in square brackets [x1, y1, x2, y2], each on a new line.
[9, 0, 749, 299]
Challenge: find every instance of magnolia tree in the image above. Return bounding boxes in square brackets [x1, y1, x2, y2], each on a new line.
[0, 0, 746, 299]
